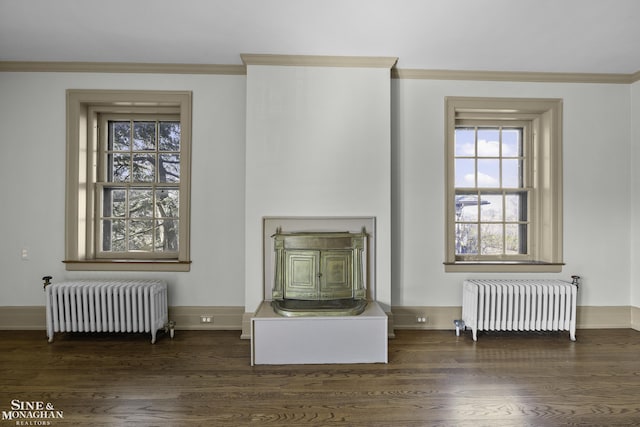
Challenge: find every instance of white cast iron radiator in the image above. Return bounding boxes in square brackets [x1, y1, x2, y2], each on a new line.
[457, 279, 578, 341]
[45, 279, 174, 344]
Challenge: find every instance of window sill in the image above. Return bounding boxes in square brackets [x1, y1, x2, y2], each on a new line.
[63, 260, 191, 272]
[444, 261, 564, 273]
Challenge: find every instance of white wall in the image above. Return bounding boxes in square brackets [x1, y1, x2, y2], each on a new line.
[391, 78, 631, 307]
[0, 69, 635, 316]
[631, 80, 640, 309]
[0, 72, 247, 307]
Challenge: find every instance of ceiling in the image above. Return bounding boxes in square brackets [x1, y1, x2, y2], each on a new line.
[2, 0, 640, 75]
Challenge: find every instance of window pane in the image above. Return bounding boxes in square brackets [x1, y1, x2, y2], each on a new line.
[456, 223, 478, 254]
[133, 153, 155, 182]
[455, 194, 479, 221]
[159, 154, 180, 183]
[505, 223, 525, 254]
[102, 188, 126, 217]
[502, 159, 521, 188]
[477, 159, 500, 187]
[454, 128, 475, 156]
[502, 129, 521, 157]
[133, 121, 156, 151]
[480, 223, 503, 255]
[455, 158, 475, 187]
[155, 219, 179, 252]
[505, 192, 527, 222]
[159, 122, 180, 151]
[477, 129, 500, 157]
[129, 188, 153, 218]
[156, 189, 179, 217]
[129, 220, 153, 251]
[479, 193, 502, 222]
[110, 121, 130, 151]
[102, 219, 126, 252]
[111, 153, 130, 182]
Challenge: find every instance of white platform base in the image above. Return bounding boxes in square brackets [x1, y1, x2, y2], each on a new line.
[251, 301, 388, 365]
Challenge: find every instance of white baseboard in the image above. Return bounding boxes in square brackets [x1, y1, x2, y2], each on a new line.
[241, 312, 253, 339]
[2, 305, 634, 333]
[168, 306, 244, 331]
[0, 306, 46, 330]
[632, 306, 640, 331]
[391, 305, 633, 330]
[575, 306, 631, 329]
[0, 306, 244, 332]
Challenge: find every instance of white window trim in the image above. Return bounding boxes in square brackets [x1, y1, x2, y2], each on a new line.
[444, 97, 563, 273]
[65, 89, 192, 272]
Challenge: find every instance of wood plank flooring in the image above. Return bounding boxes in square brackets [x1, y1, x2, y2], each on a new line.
[1, 328, 639, 426]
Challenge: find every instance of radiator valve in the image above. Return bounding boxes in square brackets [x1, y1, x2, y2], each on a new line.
[42, 276, 52, 290]
[454, 319, 465, 337]
[571, 275, 581, 288]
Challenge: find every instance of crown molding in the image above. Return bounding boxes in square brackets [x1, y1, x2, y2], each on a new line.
[0, 61, 246, 75]
[2, 60, 638, 83]
[392, 68, 636, 84]
[240, 54, 398, 69]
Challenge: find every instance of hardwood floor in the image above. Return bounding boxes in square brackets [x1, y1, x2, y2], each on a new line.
[1, 328, 639, 426]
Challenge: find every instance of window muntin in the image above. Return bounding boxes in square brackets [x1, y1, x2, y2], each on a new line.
[97, 115, 180, 258]
[454, 123, 531, 261]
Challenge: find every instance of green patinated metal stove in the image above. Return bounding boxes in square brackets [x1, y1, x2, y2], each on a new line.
[270, 228, 368, 317]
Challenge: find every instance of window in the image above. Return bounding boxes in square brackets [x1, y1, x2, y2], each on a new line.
[445, 97, 563, 272]
[98, 114, 181, 257]
[454, 123, 530, 259]
[65, 90, 192, 271]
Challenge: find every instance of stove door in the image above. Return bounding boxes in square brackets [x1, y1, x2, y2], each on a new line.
[320, 250, 353, 299]
[284, 250, 320, 300]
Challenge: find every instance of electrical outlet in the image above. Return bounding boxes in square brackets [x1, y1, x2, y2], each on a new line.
[416, 316, 428, 324]
[200, 316, 213, 323]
